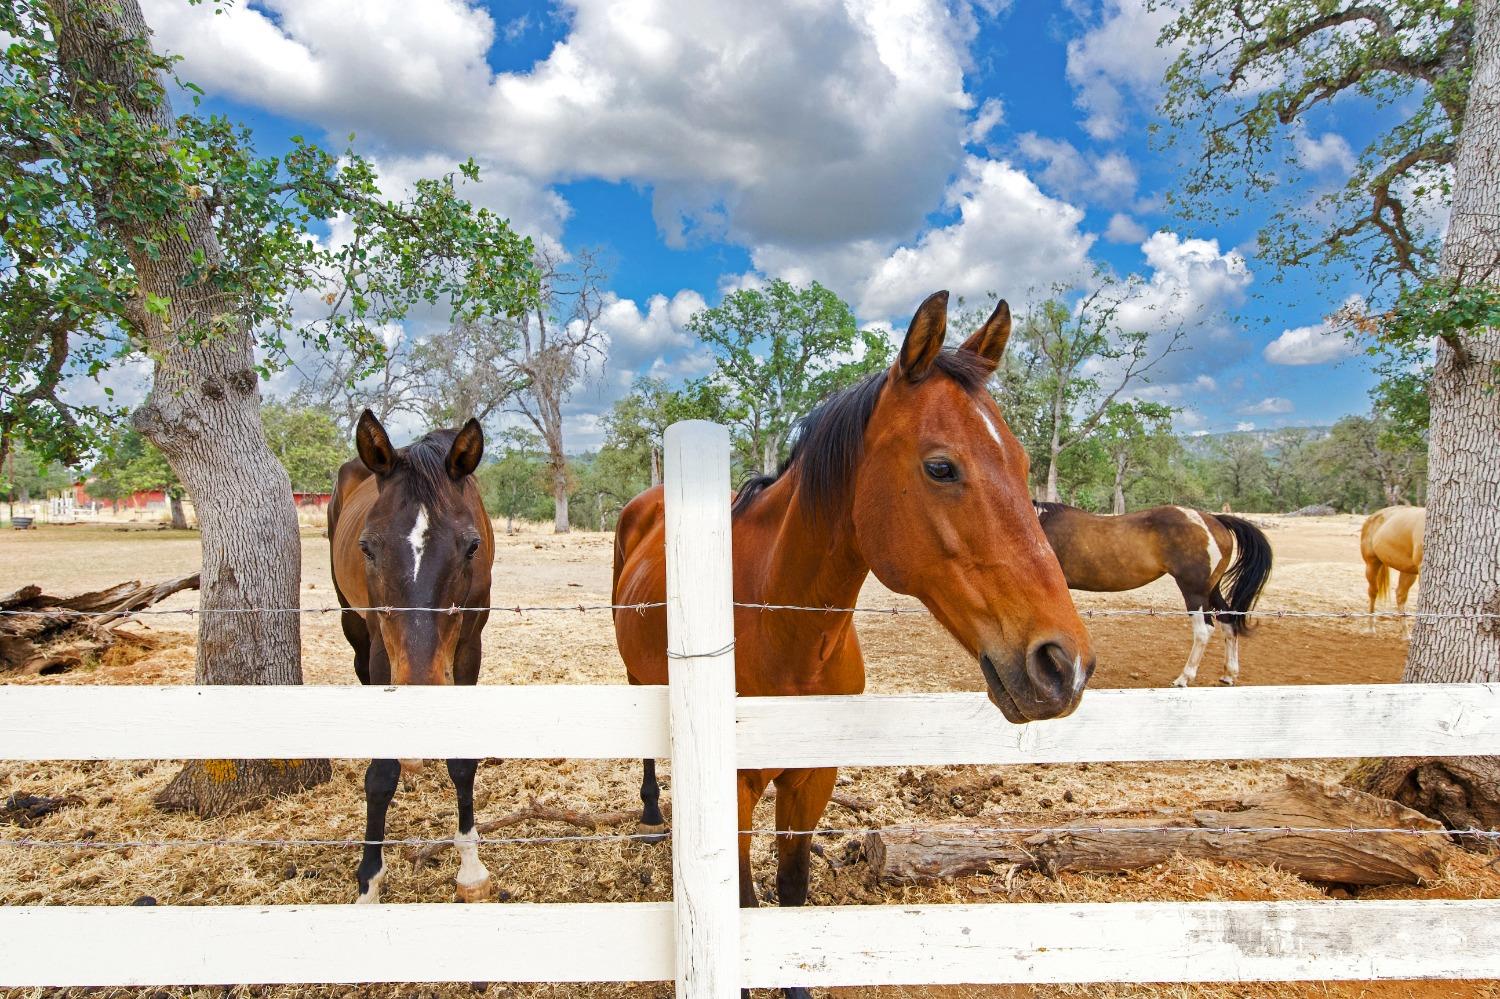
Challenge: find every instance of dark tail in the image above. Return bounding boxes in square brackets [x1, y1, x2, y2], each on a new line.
[1209, 515, 1273, 635]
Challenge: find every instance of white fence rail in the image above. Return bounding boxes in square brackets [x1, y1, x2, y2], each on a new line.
[4, 682, 1499, 764]
[3, 420, 1498, 993]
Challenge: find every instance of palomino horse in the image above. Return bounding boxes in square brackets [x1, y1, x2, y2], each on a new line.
[329, 410, 495, 903]
[1361, 505, 1425, 633]
[614, 292, 1096, 999]
[1033, 503, 1273, 687]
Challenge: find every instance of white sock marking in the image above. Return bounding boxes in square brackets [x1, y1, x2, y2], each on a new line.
[356, 865, 385, 904]
[455, 827, 489, 889]
[408, 506, 430, 582]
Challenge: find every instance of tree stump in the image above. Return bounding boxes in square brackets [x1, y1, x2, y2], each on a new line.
[864, 775, 1449, 886]
[1346, 756, 1500, 848]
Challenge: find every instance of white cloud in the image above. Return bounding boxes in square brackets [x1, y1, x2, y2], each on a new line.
[1235, 421, 1255, 431]
[146, 0, 977, 251]
[966, 97, 1006, 144]
[1263, 321, 1357, 365]
[595, 289, 708, 374]
[1016, 134, 1138, 204]
[1065, 0, 1175, 140]
[1240, 397, 1294, 415]
[1103, 213, 1148, 243]
[748, 157, 1096, 319]
[1294, 131, 1356, 175]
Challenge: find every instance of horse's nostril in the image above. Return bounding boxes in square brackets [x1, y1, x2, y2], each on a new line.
[1026, 640, 1082, 703]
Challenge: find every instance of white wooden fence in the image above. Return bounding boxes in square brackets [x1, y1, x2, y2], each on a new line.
[3, 419, 1500, 992]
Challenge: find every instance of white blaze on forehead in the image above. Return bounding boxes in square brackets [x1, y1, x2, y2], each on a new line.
[408, 506, 430, 582]
[975, 399, 1004, 448]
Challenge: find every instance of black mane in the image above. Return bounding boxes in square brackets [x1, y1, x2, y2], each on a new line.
[732, 349, 994, 524]
[396, 428, 462, 508]
[1032, 500, 1079, 522]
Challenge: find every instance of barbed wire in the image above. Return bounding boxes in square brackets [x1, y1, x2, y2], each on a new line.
[3, 602, 1498, 620]
[2, 823, 1496, 851]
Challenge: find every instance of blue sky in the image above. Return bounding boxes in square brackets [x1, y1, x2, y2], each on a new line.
[131, 0, 1413, 446]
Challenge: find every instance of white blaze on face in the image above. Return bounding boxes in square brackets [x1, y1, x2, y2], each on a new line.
[975, 399, 1004, 448]
[408, 506, 430, 582]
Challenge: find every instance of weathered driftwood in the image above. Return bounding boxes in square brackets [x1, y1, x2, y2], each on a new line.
[864, 776, 1449, 887]
[0, 574, 199, 675]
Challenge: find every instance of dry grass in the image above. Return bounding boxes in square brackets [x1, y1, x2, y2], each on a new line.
[1, 516, 1496, 999]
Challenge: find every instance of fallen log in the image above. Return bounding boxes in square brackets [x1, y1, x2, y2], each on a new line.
[864, 775, 1449, 887]
[0, 574, 200, 675]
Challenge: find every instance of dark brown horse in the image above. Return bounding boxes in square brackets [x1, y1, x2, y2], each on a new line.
[1033, 502, 1272, 686]
[329, 410, 495, 903]
[613, 292, 1096, 998]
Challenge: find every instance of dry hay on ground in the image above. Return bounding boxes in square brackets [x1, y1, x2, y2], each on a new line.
[1, 516, 1495, 999]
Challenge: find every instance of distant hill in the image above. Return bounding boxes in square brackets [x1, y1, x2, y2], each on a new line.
[1180, 426, 1333, 457]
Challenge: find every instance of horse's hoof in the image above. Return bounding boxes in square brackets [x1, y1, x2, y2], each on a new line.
[782, 988, 814, 999]
[635, 822, 668, 843]
[355, 870, 385, 904]
[456, 876, 493, 903]
[1170, 677, 1188, 688]
[1218, 676, 1236, 686]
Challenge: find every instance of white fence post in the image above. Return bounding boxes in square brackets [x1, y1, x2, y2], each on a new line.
[663, 420, 740, 999]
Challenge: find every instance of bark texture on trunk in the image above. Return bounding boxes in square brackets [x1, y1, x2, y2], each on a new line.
[1112, 451, 1127, 515]
[54, 0, 327, 814]
[1406, 0, 1500, 687]
[1346, 757, 1500, 847]
[168, 493, 188, 530]
[551, 458, 570, 533]
[1355, 1, 1500, 830]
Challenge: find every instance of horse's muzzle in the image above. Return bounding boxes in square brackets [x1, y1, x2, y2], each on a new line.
[980, 639, 1094, 723]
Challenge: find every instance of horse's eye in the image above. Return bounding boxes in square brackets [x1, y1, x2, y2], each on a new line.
[924, 459, 958, 482]
[465, 538, 481, 560]
[359, 540, 374, 560]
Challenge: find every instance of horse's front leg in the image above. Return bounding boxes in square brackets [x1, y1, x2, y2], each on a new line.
[356, 758, 400, 903]
[447, 757, 492, 901]
[769, 766, 837, 999]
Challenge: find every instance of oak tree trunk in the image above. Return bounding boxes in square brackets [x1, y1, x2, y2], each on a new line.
[1112, 450, 1128, 515]
[168, 493, 188, 530]
[53, 0, 328, 815]
[1355, 0, 1500, 828]
[551, 457, 570, 533]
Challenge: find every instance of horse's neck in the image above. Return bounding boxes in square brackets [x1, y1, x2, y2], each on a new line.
[750, 475, 868, 621]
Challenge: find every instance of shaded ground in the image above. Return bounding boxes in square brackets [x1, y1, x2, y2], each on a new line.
[1, 514, 1494, 999]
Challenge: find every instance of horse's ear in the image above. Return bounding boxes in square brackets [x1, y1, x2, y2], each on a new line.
[355, 410, 396, 476]
[897, 290, 949, 383]
[960, 299, 1011, 366]
[446, 418, 484, 480]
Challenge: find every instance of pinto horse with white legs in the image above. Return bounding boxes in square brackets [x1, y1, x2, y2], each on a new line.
[329, 410, 495, 904]
[614, 292, 1097, 999]
[1033, 502, 1273, 687]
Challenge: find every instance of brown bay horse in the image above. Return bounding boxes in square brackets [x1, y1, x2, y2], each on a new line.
[1362, 505, 1425, 633]
[1033, 503, 1272, 686]
[613, 292, 1096, 998]
[329, 410, 495, 903]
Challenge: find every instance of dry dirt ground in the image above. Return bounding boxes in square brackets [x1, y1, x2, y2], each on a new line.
[1, 514, 1496, 999]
